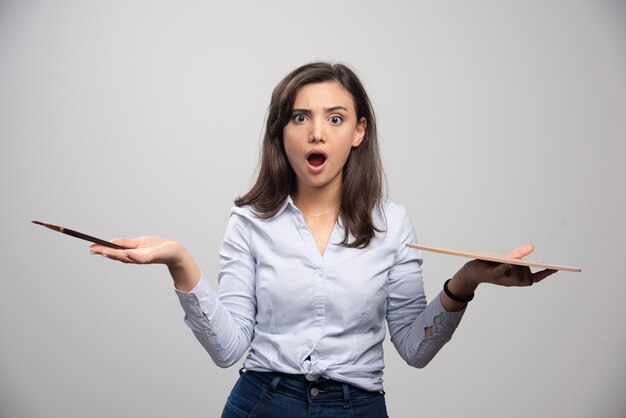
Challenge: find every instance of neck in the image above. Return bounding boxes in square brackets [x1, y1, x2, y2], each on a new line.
[292, 181, 342, 217]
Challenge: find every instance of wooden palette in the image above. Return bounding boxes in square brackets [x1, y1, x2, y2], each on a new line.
[406, 243, 582, 272]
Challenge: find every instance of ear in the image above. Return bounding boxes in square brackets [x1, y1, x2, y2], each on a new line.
[352, 117, 367, 148]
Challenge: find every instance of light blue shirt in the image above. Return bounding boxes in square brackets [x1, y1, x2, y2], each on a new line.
[176, 197, 465, 391]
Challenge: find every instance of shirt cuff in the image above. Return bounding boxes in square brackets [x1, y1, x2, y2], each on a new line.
[175, 274, 218, 327]
[423, 293, 466, 334]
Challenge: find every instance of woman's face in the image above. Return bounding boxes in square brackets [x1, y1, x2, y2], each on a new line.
[283, 81, 366, 196]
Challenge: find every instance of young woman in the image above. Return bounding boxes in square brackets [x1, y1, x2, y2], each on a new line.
[90, 62, 556, 417]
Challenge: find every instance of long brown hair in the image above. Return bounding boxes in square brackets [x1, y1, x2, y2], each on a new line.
[235, 62, 384, 248]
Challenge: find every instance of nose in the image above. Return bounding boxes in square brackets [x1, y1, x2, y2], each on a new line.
[308, 118, 325, 143]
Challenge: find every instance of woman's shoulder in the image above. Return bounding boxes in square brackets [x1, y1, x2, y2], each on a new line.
[374, 198, 413, 236]
[228, 200, 290, 223]
[379, 198, 410, 220]
[228, 204, 260, 223]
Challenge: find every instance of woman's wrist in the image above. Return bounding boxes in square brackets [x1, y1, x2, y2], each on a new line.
[439, 272, 479, 312]
[167, 244, 201, 292]
[449, 270, 480, 296]
[444, 279, 474, 303]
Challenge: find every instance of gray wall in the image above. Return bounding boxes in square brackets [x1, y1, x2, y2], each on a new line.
[1, 1, 624, 417]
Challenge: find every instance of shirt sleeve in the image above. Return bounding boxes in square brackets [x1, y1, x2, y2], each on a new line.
[386, 208, 465, 368]
[174, 210, 256, 368]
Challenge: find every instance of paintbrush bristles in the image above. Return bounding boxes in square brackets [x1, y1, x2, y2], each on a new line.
[32, 220, 62, 232]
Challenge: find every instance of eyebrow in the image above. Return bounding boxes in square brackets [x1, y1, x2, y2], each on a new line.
[291, 106, 350, 113]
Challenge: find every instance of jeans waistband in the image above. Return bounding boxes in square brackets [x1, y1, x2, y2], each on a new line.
[242, 369, 382, 405]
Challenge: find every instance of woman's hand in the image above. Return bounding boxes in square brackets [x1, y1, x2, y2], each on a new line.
[457, 244, 557, 288]
[90, 236, 201, 291]
[90, 236, 183, 265]
[440, 244, 557, 312]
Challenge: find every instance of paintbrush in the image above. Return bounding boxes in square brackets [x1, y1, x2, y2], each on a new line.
[31, 220, 126, 249]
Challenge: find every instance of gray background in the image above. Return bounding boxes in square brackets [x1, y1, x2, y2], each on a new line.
[1, 0, 624, 417]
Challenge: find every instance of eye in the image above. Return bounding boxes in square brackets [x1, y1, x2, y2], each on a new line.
[292, 113, 308, 124]
[329, 115, 343, 125]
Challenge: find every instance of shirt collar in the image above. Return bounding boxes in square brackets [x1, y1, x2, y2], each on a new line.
[273, 196, 295, 218]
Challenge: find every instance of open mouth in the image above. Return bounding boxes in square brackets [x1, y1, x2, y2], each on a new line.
[307, 152, 327, 167]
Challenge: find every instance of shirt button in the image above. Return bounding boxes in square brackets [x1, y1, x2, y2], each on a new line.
[307, 342, 314, 349]
[315, 309, 324, 316]
[310, 387, 319, 397]
[318, 269, 324, 277]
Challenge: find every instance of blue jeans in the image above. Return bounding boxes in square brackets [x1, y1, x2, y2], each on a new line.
[221, 369, 389, 417]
